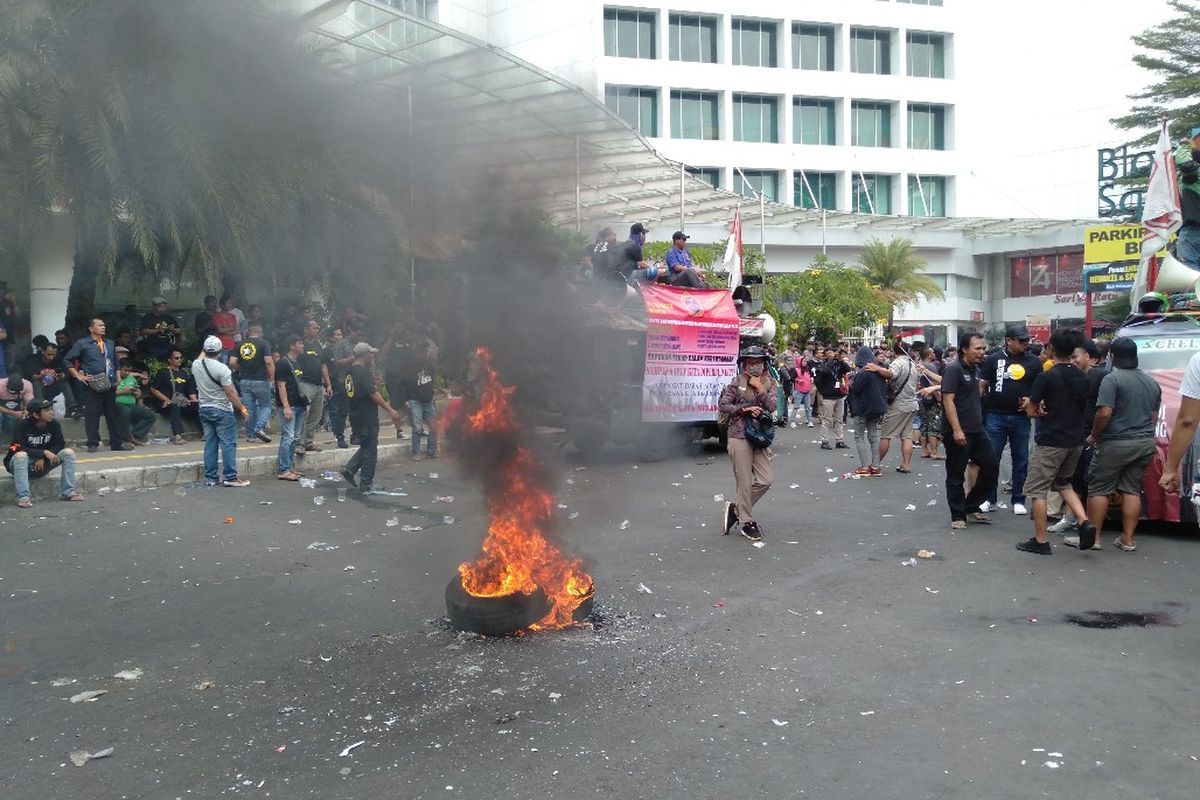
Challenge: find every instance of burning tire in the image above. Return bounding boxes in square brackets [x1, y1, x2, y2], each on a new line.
[445, 578, 551, 637]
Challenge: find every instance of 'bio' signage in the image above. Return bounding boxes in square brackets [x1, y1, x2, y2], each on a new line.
[1097, 145, 1153, 219]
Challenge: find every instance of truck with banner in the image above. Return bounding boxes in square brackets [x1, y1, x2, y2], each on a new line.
[560, 283, 773, 457]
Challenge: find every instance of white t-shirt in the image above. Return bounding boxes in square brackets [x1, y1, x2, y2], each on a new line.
[1180, 351, 1200, 400]
[192, 356, 234, 411]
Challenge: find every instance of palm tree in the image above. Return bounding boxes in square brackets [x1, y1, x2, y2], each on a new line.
[855, 237, 945, 332]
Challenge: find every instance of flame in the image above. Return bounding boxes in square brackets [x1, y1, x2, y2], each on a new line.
[456, 348, 594, 629]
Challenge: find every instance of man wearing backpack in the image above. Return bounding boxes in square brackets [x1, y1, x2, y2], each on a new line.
[718, 346, 777, 542]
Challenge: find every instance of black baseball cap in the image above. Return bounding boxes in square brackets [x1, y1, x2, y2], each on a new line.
[1109, 337, 1139, 369]
[672, 231, 689, 241]
[629, 223, 649, 236]
[27, 399, 53, 413]
[1005, 324, 1030, 340]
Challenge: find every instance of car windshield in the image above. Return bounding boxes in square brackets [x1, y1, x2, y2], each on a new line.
[1125, 333, 1200, 372]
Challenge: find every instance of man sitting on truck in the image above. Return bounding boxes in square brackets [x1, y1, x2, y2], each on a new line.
[664, 231, 709, 289]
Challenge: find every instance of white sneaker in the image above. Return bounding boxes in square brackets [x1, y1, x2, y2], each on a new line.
[1048, 517, 1075, 534]
[1013, 503, 1028, 516]
[978, 500, 993, 513]
[790, 422, 797, 428]
[806, 421, 814, 428]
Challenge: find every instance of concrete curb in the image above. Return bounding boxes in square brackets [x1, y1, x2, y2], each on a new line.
[0, 442, 412, 504]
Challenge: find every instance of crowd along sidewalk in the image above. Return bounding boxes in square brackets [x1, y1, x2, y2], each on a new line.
[0, 433, 413, 504]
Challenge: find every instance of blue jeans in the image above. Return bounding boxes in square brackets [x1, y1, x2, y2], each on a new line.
[240, 379, 273, 437]
[986, 413, 1030, 505]
[409, 400, 438, 455]
[199, 406, 239, 483]
[277, 405, 305, 474]
[1177, 224, 1200, 269]
[792, 390, 812, 423]
[6, 449, 77, 500]
[328, 390, 348, 440]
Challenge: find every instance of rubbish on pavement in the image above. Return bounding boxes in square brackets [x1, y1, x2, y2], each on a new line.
[69, 690, 108, 704]
[713, 600, 725, 608]
[343, 565, 356, 571]
[50, 678, 76, 687]
[905, 504, 917, 511]
[1027, 616, 1038, 623]
[442, 515, 455, 525]
[619, 520, 630, 530]
[713, 494, 724, 502]
[925, 587, 940, 594]
[306, 542, 338, 551]
[313, 496, 325, 506]
[299, 478, 316, 488]
[771, 719, 788, 727]
[386, 518, 400, 527]
[275, 746, 286, 753]
[927, 499, 937, 506]
[401, 525, 422, 532]
[637, 583, 653, 594]
[339, 741, 366, 757]
[917, 549, 936, 559]
[223, 516, 234, 524]
[428, 472, 439, 479]
[900, 558, 917, 567]
[434, 496, 454, 503]
[69, 747, 114, 767]
[568, 512, 579, 520]
[259, 501, 273, 506]
[195, 680, 215, 691]
[860, 711, 876, 716]
[337, 488, 347, 502]
[752, 541, 765, 548]
[288, 519, 303, 525]
[112, 668, 143, 681]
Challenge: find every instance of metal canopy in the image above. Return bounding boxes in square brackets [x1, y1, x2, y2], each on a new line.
[258, 0, 1095, 240]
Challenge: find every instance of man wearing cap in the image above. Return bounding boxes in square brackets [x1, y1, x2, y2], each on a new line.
[340, 342, 405, 495]
[1085, 337, 1161, 552]
[140, 297, 182, 361]
[664, 232, 709, 288]
[1175, 127, 1200, 268]
[4, 399, 83, 508]
[584, 227, 618, 277]
[64, 318, 132, 453]
[618, 223, 654, 279]
[979, 324, 1042, 515]
[0, 373, 34, 440]
[192, 336, 250, 487]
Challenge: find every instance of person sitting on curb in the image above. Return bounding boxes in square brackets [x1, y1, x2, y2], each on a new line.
[4, 399, 83, 509]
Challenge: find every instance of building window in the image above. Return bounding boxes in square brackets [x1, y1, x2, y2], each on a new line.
[669, 13, 717, 63]
[381, 0, 432, 16]
[793, 98, 836, 145]
[908, 104, 946, 150]
[907, 32, 946, 78]
[604, 86, 658, 137]
[909, 175, 947, 217]
[853, 173, 892, 214]
[850, 28, 890, 75]
[687, 167, 721, 188]
[604, 8, 656, 59]
[733, 94, 779, 143]
[794, 172, 837, 210]
[851, 101, 892, 147]
[958, 276, 983, 300]
[737, 170, 779, 202]
[793, 23, 834, 71]
[670, 90, 720, 140]
[732, 18, 778, 67]
[925, 274, 949, 291]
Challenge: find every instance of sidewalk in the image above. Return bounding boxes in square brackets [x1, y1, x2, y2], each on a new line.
[0, 432, 414, 504]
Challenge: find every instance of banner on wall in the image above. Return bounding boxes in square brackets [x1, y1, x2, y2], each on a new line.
[640, 285, 741, 423]
[1025, 313, 1051, 344]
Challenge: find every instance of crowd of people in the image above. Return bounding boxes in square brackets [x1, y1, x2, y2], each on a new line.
[721, 327, 1194, 555]
[0, 295, 445, 507]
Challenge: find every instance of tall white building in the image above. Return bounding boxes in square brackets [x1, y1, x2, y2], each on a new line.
[432, 0, 961, 218]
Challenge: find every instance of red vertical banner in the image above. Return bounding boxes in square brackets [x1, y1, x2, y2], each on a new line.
[640, 286, 741, 422]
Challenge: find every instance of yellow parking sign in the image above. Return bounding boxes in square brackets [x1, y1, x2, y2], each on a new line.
[1083, 224, 1141, 264]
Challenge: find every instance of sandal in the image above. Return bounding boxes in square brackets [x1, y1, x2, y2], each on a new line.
[1113, 537, 1137, 552]
[277, 471, 300, 481]
[931, 454, 946, 460]
[950, 520, 967, 530]
[896, 467, 911, 474]
[60, 493, 85, 501]
[968, 512, 992, 524]
[17, 498, 33, 508]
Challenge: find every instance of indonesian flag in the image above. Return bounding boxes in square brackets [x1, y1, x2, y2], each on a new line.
[724, 206, 743, 289]
[1135, 118, 1182, 299]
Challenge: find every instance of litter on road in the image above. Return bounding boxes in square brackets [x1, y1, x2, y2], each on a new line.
[69, 747, 114, 767]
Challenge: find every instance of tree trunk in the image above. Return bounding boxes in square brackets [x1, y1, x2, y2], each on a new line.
[65, 251, 100, 333]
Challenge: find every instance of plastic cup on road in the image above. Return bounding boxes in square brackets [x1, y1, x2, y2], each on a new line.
[314, 495, 325, 506]
[337, 488, 347, 502]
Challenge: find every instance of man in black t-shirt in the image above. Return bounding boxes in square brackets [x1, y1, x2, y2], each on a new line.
[194, 295, 218, 341]
[813, 348, 852, 449]
[980, 324, 1043, 515]
[139, 297, 182, 360]
[148, 349, 198, 443]
[941, 332, 998, 529]
[274, 334, 308, 480]
[295, 319, 332, 453]
[617, 223, 652, 278]
[340, 342, 404, 495]
[231, 322, 275, 443]
[1017, 328, 1096, 555]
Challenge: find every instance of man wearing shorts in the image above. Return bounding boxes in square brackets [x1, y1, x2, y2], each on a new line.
[877, 342, 920, 473]
[1015, 328, 1097, 555]
[1085, 337, 1161, 552]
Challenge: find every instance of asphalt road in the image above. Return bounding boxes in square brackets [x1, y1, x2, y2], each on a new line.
[2, 427, 1198, 800]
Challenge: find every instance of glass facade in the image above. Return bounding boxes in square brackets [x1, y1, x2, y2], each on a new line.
[670, 90, 720, 140]
[669, 13, 718, 63]
[793, 24, 835, 71]
[687, 167, 721, 188]
[604, 85, 658, 138]
[851, 101, 892, 147]
[604, 8, 656, 59]
[908, 104, 946, 150]
[794, 172, 837, 210]
[794, 98, 836, 145]
[733, 94, 779, 143]
[853, 173, 892, 214]
[738, 170, 780, 202]
[732, 18, 778, 67]
[898, 0, 943, 6]
[908, 175, 947, 217]
[850, 28, 891, 74]
[907, 32, 946, 78]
